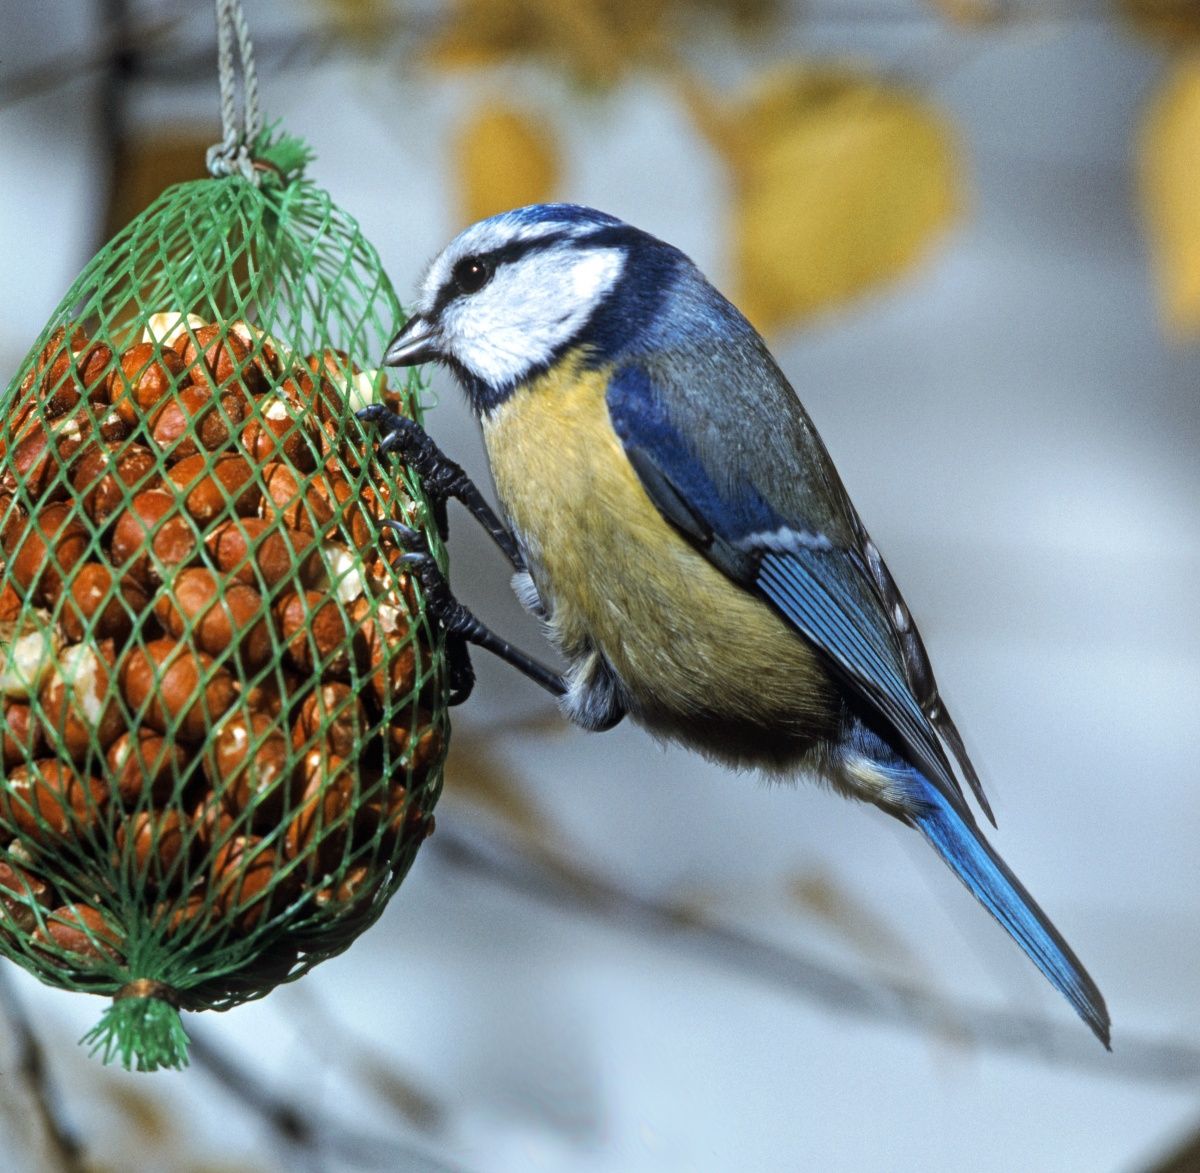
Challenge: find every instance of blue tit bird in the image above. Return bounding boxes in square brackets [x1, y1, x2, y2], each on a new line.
[360, 202, 1110, 1047]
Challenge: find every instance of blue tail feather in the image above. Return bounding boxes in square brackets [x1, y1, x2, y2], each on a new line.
[908, 775, 1111, 1048]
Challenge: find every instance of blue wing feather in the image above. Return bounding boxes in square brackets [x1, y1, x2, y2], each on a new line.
[756, 549, 957, 799]
[607, 361, 963, 811]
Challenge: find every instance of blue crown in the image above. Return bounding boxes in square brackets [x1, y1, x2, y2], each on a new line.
[487, 203, 626, 233]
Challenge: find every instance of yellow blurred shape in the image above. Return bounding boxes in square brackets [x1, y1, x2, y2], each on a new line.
[1122, 0, 1200, 45]
[430, 0, 654, 88]
[1140, 58, 1200, 337]
[429, 0, 777, 88]
[455, 105, 560, 225]
[317, 0, 392, 43]
[710, 68, 959, 333]
[926, 0, 1007, 25]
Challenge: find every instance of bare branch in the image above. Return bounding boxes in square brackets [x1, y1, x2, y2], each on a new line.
[185, 1024, 462, 1172]
[0, 967, 85, 1173]
[428, 813, 1200, 1084]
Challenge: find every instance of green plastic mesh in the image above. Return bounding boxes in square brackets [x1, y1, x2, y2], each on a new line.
[0, 131, 447, 1072]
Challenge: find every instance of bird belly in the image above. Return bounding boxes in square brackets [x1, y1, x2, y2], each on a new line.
[481, 354, 841, 767]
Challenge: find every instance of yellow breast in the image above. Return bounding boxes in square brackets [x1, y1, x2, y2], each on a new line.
[480, 350, 836, 748]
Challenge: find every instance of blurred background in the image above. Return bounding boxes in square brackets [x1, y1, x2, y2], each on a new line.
[2, 1, 1200, 1170]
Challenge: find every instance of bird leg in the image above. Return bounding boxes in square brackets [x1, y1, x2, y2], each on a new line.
[359, 406, 565, 703]
[356, 405, 524, 569]
[380, 521, 568, 702]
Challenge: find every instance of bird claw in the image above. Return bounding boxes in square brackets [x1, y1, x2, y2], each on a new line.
[403, 552, 461, 634]
[377, 522, 477, 706]
[378, 524, 462, 635]
[379, 518, 424, 547]
[356, 407, 457, 497]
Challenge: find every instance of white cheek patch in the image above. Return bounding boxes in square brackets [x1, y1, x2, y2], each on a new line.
[445, 246, 625, 387]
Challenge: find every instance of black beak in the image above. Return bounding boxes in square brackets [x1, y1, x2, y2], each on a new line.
[383, 315, 441, 366]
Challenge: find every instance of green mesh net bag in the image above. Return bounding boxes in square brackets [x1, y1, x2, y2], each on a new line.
[0, 122, 447, 1071]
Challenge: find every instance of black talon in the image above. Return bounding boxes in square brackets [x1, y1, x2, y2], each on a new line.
[444, 634, 476, 706]
[360, 409, 452, 490]
[358, 407, 526, 572]
[400, 550, 467, 634]
[379, 518, 423, 546]
[396, 535, 568, 702]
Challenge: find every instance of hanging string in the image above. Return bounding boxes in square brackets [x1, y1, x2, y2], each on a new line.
[205, 0, 263, 182]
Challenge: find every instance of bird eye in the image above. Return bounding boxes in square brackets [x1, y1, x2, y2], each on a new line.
[452, 256, 493, 295]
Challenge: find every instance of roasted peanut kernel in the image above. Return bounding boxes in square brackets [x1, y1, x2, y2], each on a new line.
[153, 569, 272, 670]
[0, 859, 52, 932]
[313, 864, 379, 913]
[71, 442, 158, 527]
[2, 502, 90, 606]
[0, 583, 22, 623]
[355, 599, 419, 712]
[159, 891, 209, 938]
[303, 352, 361, 423]
[112, 342, 185, 426]
[0, 614, 60, 702]
[190, 789, 235, 852]
[1, 702, 43, 768]
[291, 682, 367, 759]
[106, 728, 186, 806]
[118, 638, 237, 742]
[109, 489, 201, 587]
[166, 453, 262, 523]
[38, 642, 124, 760]
[0, 420, 84, 504]
[39, 339, 115, 419]
[238, 669, 302, 719]
[311, 473, 373, 547]
[229, 320, 283, 380]
[59, 562, 148, 644]
[406, 719, 445, 781]
[212, 834, 291, 932]
[0, 761, 108, 844]
[147, 384, 219, 461]
[240, 388, 321, 472]
[34, 902, 121, 961]
[258, 463, 335, 535]
[205, 517, 320, 590]
[354, 777, 407, 848]
[117, 809, 186, 882]
[76, 342, 115, 403]
[209, 709, 296, 826]
[20, 326, 87, 401]
[179, 324, 263, 394]
[274, 588, 351, 675]
[38, 344, 88, 419]
[285, 767, 355, 873]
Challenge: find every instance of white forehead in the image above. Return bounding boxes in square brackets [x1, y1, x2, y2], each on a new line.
[415, 215, 598, 313]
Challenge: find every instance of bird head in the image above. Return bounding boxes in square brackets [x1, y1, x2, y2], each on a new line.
[383, 204, 645, 410]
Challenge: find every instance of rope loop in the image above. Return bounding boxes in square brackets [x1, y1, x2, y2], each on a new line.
[206, 0, 263, 182]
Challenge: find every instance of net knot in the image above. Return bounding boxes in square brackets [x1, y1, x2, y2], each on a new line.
[116, 978, 181, 1008]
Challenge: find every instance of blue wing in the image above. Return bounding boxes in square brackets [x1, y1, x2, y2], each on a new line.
[607, 360, 1112, 1047]
[607, 361, 974, 819]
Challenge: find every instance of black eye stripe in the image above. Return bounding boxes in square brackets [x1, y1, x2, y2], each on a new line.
[430, 231, 577, 318]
